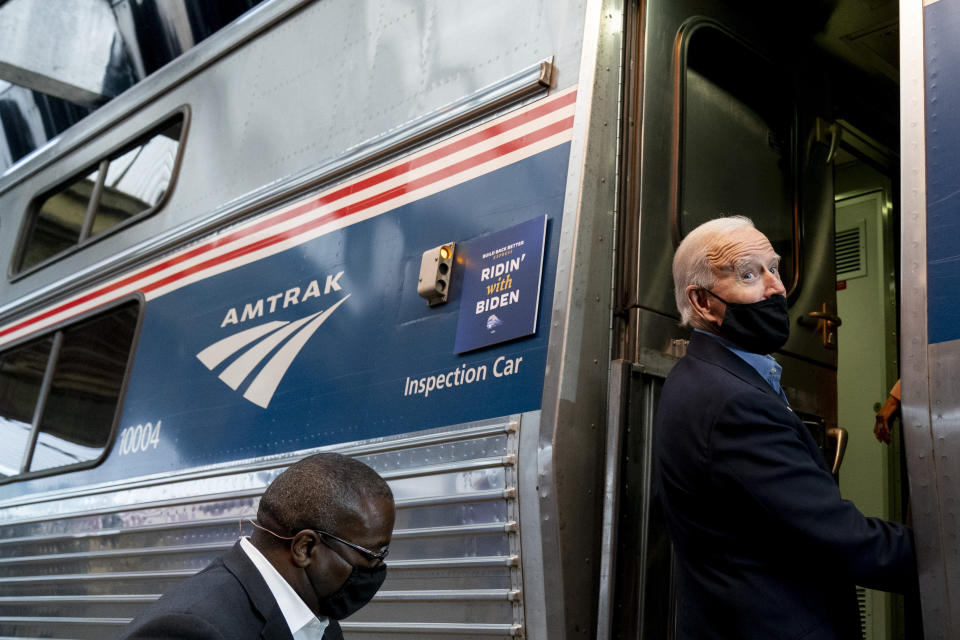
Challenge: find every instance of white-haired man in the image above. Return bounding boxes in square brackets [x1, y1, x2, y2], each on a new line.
[653, 216, 917, 639]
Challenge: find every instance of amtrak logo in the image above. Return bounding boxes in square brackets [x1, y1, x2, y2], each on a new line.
[196, 295, 350, 408]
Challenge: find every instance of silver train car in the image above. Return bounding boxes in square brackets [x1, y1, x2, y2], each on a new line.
[0, 0, 956, 638]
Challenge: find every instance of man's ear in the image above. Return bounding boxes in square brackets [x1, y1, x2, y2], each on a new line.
[686, 285, 722, 327]
[289, 530, 317, 568]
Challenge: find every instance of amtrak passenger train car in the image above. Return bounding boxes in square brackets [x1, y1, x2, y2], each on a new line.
[0, 0, 956, 638]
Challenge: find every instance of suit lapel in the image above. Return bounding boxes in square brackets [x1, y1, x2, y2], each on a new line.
[221, 542, 294, 640]
[260, 614, 296, 640]
[685, 331, 784, 403]
[685, 331, 836, 472]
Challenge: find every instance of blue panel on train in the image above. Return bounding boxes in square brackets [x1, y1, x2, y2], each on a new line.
[455, 215, 548, 354]
[925, 0, 960, 344]
[107, 144, 568, 473]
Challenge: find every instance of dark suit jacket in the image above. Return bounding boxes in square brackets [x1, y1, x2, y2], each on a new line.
[653, 332, 917, 640]
[116, 542, 343, 640]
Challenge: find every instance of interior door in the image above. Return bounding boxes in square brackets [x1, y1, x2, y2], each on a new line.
[625, 0, 840, 417]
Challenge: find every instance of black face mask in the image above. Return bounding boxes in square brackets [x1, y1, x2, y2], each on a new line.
[247, 519, 388, 620]
[701, 289, 790, 354]
[315, 561, 386, 620]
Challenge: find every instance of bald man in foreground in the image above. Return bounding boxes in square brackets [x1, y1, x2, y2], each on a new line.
[653, 216, 917, 639]
[117, 453, 394, 640]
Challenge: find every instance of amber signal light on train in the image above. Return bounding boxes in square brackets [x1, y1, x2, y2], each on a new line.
[418, 242, 457, 306]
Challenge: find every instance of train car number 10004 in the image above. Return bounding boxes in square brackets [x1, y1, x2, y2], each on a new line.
[117, 421, 163, 455]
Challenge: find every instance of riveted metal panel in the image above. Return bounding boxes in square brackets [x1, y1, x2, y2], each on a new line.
[900, 0, 959, 637]
[0, 415, 531, 638]
[0, 0, 586, 315]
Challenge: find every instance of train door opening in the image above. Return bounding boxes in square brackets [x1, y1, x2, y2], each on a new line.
[609, 0, 909, 638]
[833, 129, 912, 640]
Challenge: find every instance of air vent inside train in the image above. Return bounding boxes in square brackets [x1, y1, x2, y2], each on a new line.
[836, 222, 867, 279]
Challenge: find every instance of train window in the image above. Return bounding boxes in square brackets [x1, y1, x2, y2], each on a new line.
[15, 113, 185, 276]
[93, 119, 183, 238]
[19, 168, 101, 272]
[0, 301, 139, 479]
[0, 338, 53, 477]
[679, 25, 797, 290]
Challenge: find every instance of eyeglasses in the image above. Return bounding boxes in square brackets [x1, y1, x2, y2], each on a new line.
[315, 530, 389, 564]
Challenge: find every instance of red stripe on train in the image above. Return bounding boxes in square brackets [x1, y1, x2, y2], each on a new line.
[141, 116, 575, 294]
[0, 98, 576, 340]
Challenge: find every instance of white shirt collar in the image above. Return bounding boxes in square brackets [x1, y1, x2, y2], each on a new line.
[239, 536, 330, 639]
